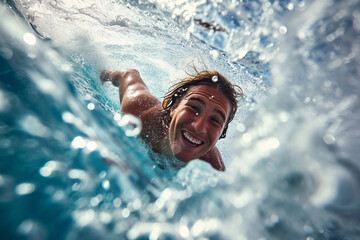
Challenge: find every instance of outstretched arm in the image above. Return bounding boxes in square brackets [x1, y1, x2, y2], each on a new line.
[100, 69, 160, 116]
[199, 146, 225, 171]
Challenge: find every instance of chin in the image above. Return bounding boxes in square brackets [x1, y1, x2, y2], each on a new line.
[171, 141, 202, 162]
[173, 151, 199, 163]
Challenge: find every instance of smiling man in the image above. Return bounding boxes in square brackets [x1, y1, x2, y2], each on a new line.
[100, 69, 243, 171]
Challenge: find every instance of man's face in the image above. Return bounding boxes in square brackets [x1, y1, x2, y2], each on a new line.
[168, 84, 231, 162]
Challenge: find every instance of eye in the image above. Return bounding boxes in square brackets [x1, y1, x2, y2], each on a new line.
[190, 105, 198, 111]
[211, 117, 222, 126]
[187, 104, 199, 112]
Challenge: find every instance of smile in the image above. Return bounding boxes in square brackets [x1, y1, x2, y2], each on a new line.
[182, 130, 204, 146]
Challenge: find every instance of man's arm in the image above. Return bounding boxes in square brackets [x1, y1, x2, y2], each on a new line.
[199, 146, 225, 171]
[100, 69, 160, 116]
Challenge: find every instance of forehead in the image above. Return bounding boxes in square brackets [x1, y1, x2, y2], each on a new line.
[183, 85, 232, 117]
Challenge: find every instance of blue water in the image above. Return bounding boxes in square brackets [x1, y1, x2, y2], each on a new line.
[1, 0, 360, 239]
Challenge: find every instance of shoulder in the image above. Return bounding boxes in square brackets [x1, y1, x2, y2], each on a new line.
[199, 146, 226, 171]
[121, 89, 161, 117]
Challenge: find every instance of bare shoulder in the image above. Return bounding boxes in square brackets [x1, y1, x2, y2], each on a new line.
[121, 88, 161, 118]
[199, 146, 226, 171]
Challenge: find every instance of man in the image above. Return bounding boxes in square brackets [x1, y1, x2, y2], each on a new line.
[100, 69, 243, 171]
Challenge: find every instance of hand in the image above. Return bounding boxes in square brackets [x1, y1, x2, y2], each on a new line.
[100, 70, 119, 86]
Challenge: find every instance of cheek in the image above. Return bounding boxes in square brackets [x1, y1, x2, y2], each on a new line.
[211, 127, 223, 141]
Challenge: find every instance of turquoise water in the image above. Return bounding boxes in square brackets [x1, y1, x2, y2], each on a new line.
[1, 0, 360, 239]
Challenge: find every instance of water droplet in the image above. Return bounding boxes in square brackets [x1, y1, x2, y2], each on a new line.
[179, 225, 190, 238]
[117, 114, 142, 137]
[243, 133, 252, 142]
[71, 136, 86, 148]
[113, 113, 122, 121]
[287, 2, 294, 10]
[210, 50, 219, 60]
[17, 219, 46, 238]
[323, 134, 335, 145]
[132, 198, 142, 210]
[236, 123, 246, 132]
[113, 197, 122, 207]
[20, 115, 50, 137]
[122, 208, 130, 218]
[74, 209, 96, 226]
[279, 112, 289, 122]
[62, 111, 75, 123]
[211, 75, 218, 82]
[15, 183, 35, 195]
[39, 161, 64, 178]
[87, 103, 95, 110]
[90, 196, 100, 206]
[39, 166, 52, 177]
[195, 112, 199, 116]
[68, 169, 90, 192]
[72, 183, 80, 191]
[99, 171, 107, 179]
[86, 140, 97, 151]
[23, 33, 36, 45]
[102, 180, 110, 190]
[61, 63, 73, 72]
[99, 211, 112, 224]
[279, 26, 287, 34]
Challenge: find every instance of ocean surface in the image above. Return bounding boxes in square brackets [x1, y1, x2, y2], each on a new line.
[0, 0, 359, 239]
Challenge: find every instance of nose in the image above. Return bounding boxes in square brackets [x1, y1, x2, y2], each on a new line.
[191, 115, 207, 135]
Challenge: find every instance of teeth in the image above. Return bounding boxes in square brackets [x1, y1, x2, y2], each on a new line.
[183, 131, 202, 145]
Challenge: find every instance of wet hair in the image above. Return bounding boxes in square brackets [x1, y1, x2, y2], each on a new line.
[162, 69, 243, 139]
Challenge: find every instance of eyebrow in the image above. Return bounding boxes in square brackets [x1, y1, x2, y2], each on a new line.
[188, 97, 226, 122]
